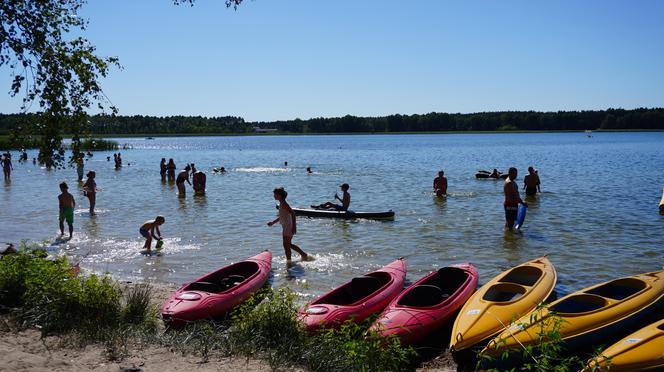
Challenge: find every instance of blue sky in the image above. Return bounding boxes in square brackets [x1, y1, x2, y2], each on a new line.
[1, 0, 663, 121]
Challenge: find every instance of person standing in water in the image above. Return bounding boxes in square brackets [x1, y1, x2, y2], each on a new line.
[166, 159, 176, 181]
[159, 158, 167, 181]
[140, 216, 165, 253]
[176, 165, 191, 196]
[2, 153, 13, 181]
[58, 182, 75, 237]
[504, 167, 527, 229]
[75, 156, 85, 182]
[192, 170, 206, 195]
[433, 170, 448, 196]
[523, 166, 541, 196]
[268, 187, 308, 262]
[83, 170, 98, 216]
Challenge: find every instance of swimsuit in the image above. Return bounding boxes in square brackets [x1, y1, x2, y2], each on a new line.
[60, 207, 74, 224]
[525, 186, 537, 196]
[139, 228, 150, 239]
[278, 206, 295, 237]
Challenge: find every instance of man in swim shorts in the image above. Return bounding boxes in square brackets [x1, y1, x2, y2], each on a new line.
[312, 183, 351, 211]
[523, 166, 541, 196]
[433, 170, 447, 196]
[504, 167, 527, 229]
[140, 216, 165, 252]
[58, 182, 76, 237]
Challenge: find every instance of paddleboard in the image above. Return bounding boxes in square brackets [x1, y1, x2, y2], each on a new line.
[514, 205, 527, 229]
[659, 188, 664, 214]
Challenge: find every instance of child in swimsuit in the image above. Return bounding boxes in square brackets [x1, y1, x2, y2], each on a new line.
[58, 182, 75, 237]
[140, 216, 165, 252]
[268, 187, 308, 262]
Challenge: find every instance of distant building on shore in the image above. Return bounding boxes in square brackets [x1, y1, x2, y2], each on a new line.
[253, 127, 278, 133]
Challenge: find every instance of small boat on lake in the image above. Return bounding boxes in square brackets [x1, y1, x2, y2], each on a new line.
[299, 258, 406, 331]
[292, 207, 395, 220]
[369, 263, 478, 346]
[482, 269, 664, 358]
[161, 250, 272, 329]
[451, 256, 556, 353]
[475, 170, 508, 179]
[584, 318, 664, 371]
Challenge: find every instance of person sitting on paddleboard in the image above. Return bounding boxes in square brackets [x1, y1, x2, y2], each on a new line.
[311, 183, 351, 211]
[504, 167, 527, 229]
[140, 216, 165, 253]
[490, 168, 501, 179]
[523, 166, 541, 196]
[433, 170, 447, 196]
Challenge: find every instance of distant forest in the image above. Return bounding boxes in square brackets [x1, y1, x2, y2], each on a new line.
[1, 108, 663, 136]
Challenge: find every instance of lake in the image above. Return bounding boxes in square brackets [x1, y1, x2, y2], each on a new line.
[1, 132, 663, 301]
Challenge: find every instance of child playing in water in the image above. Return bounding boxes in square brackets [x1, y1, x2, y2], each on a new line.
[58, 182, 75, 237]
[268, 187, 308, 262]
[140, 216, 165, 252]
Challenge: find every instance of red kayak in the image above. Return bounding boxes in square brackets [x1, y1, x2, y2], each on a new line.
[299, 258, 407, 331]
[161, 250, 272, 329]
[368, 263, 478, 346]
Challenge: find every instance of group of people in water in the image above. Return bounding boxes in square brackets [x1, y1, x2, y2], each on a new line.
[159, 158, 207, 196]
[49, 151, 541, 257]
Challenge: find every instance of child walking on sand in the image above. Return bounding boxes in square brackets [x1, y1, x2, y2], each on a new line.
[140, 216, 165, 252]
[58, 182, 75, 237]
[268, 187, 308, 262]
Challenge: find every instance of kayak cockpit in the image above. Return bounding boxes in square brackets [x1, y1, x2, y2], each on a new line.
[398, 267, 470, 307]
[499, 265, 542, 286]
[584, 278, 647, 300]
[315, 272, 391, 306]
[183, 261, 259, 294]
[483, 283, 527, 302]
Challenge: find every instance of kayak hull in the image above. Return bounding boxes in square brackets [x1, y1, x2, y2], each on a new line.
[451, 256, 557, 353]
[293, 208, 395, 220]
[299, 258, 407, 331]
[482, 269, 664, 357]
[161, 250, 272, 329]
[585, 318, 664, 371]
[369, 263, 478, 346]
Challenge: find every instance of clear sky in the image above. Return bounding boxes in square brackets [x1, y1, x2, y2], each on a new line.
[1, 0, 664, 121]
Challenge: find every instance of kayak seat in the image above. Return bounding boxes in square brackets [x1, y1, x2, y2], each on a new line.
[402, 285, 443, 307]
[188, 281, 222, 293]
[585, 278, 645, 300]
[220, 275, 245, 290]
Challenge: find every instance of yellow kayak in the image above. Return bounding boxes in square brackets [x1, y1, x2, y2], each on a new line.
[450, 256, 557, 352]
[585, 318, 664, 371]
[482, 269, 664, 357]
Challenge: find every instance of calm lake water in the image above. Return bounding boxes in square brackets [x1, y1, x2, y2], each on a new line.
[1, 132, 663, 301]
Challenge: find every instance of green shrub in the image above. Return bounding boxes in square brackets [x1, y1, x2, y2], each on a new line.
[80, 138, 118, 151]
[0, 252, 121, 333]
[122, 283, 157, 326]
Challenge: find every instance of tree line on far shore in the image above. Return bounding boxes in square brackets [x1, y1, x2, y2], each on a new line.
[1, 108, 663, 139]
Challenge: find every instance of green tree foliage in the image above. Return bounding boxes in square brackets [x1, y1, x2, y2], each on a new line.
[1, 0, 119, 167]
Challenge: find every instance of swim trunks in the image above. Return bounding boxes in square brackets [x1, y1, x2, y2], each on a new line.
[525, 187, 537, 196]
[504, 206, 518, 221]
[59, 207, 74, 224]
[139, 228, 150, 239]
